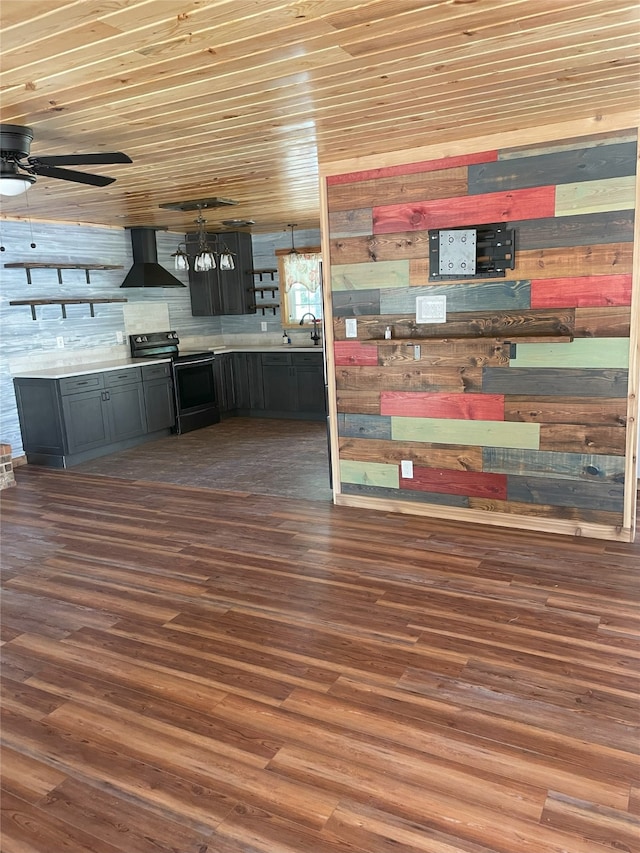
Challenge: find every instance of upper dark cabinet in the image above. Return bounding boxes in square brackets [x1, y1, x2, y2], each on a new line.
[186, 231, 255, 316]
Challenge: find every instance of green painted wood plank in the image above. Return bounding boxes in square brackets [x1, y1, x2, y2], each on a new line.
[380, 280, 531, 314]
[555, 175, 636, 217]
[469, 141, 637, 194]
[331, 260, 410, 291]
[482, 447, 625, 482]
[507, 474, 624, 513]
[392, 417, 540, 449]
[339, 459, 399, 488]
[340, 483, 469, 506]
[483, 367, 628, 398]
[510, 338, 629, 369]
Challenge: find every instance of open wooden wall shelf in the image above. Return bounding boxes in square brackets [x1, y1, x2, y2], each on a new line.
[250, 302, 280, 315]
[9, 297, 128, 320]
[251, 268, 277, 281]
[4, 262, 124, 284]
[364, 334, 574, 344]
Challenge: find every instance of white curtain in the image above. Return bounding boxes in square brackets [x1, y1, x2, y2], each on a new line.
[282, 252, 322, 292]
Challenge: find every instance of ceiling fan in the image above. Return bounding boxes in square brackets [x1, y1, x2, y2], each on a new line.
[0, 124, 132, 197]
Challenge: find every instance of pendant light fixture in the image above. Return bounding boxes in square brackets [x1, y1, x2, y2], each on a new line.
[287, 223, 299, 254]
[171, 206, 235, 272]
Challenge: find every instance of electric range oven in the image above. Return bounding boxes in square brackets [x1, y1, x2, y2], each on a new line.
[129, 331, 220, 434]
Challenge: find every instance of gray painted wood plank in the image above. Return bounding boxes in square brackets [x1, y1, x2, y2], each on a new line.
[468, 141, 637, 194]
[380, 280, 530, 314]
[340, 483, 469, 506]
[337, 414, 392, 439]
[483, 447, 625, 483]
[482, 368, 629, 398]
[332, 289, 381, 317]
[507, 474, 625, 513]
[508, 210, 635, 250]
[328, 208, 373, 238]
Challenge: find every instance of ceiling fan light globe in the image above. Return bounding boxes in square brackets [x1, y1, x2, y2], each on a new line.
[0, 174, 35, 196]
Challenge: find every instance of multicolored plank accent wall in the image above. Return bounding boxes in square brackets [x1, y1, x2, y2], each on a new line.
[324, 129, 637, 539]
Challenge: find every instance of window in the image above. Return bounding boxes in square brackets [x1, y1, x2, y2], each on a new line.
[277, 247, 322, 324]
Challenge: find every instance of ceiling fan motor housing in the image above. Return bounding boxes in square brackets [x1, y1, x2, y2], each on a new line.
[0, 125, 34, 159]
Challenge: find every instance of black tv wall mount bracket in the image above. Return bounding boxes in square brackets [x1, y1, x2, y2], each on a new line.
[428, 222, 515, 280]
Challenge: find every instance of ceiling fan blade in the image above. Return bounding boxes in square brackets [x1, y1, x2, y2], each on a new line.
[31, 164, 116, 186]
[28, 152, 132, 166]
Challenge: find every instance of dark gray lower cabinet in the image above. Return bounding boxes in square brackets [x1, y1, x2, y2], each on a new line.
[295, 359, 326, 414]
[141, 363, 175, 432]
[212, 350, 325, 420]
[61, 388, 111, 454]
[259, 351, 325, 419]
[14, 364, 174, 468]
[213, 352, 237, 414]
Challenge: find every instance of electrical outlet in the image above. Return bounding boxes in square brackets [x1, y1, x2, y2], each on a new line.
[414, 345, 421, 360]
[56, 336, 64, 349]
[345, 318, 357, 338]
[401, 459, 414, 478]
[116, 331, 124, 344]
[261, 321, 268, 332]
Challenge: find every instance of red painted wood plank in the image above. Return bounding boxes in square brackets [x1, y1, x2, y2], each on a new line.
[334, 340, 379, 365]
[381, 391, 505, 420]
[326, 151, 498, 186]
[400, 467, 508, 499]
[373, 186, 556, 233]
[531, 274, 632, 308]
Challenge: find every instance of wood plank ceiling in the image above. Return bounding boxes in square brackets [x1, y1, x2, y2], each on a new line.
[1, 0, 639, 234]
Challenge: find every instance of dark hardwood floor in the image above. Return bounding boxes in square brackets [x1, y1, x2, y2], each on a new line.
[1, 466, 639, 853]
[71, 417, 333, 502]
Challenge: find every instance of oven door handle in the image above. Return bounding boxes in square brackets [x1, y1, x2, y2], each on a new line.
[174, 357, 215, 367]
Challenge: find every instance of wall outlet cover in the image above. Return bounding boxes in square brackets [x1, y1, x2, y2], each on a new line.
[401, 459, 414, 478]
[116, 331, 124, 343]
[345, 318, 358, 338]
[56, 336, 64, 348]
[261, 321, 268, 332]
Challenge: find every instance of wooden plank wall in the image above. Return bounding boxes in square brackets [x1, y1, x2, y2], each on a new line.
[324, 129, 638, 540]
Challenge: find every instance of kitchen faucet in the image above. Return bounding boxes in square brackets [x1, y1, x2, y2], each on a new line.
[299, 312, 322, 345]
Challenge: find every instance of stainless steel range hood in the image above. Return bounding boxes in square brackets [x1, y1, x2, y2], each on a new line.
[121, 227, 185, 288]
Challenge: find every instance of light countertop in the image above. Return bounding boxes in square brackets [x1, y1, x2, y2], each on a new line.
[11, 345, 324, 380]
[11, 357, 171, 380]
[209, 345, 322, 354]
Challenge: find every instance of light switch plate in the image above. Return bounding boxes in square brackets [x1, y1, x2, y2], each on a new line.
[416, 294, 447, 324]
[345, 318, 358, 338]
[401, 459, 414, 478]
